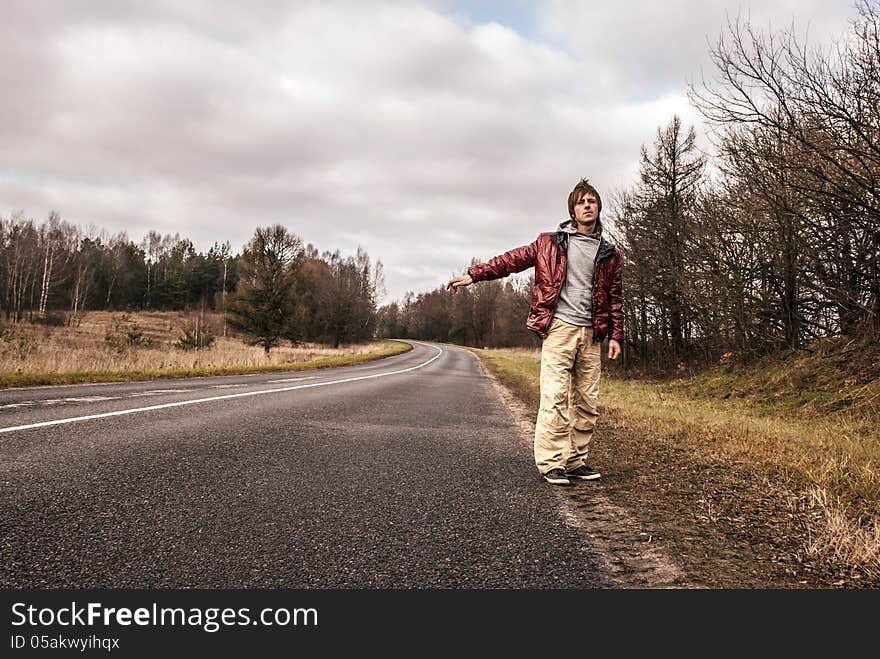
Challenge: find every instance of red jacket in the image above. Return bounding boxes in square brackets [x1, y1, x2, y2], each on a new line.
[467, 227, 624, 341]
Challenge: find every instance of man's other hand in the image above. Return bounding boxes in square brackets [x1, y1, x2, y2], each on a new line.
[446, 274, 473, 292]
[607, 339, 621, 360]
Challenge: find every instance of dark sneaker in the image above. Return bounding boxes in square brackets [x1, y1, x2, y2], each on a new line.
[543, 468, 571, 485]
[566, 465, 601, 480]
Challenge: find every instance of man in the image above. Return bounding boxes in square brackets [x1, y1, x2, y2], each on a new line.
[446, 178, 623, 486]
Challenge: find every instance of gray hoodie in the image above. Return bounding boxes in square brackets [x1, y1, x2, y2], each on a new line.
[553, 220, 600, 327]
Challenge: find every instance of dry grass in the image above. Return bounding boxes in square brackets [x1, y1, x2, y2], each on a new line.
[600, 378, 880, 508]
[0, 311, 411, 387]
[802, 486, 880, 581]
[468, 345, 880, 581]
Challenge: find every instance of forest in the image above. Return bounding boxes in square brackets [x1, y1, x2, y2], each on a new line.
[0, 217, 383, 353]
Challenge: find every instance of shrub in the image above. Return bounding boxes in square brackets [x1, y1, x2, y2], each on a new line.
[175, 327, 216, 351]
[1, 329, 37, 360]
[104, 315, 153, 353]
[126, 323, 151, 347]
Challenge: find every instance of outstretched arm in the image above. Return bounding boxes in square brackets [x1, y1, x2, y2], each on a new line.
[446, 239, 537, 293]
[465, 240, 539, 284]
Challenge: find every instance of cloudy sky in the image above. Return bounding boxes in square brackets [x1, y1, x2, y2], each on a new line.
[1, 0, 855, 302]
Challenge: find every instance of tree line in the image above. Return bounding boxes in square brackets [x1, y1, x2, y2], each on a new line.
[377, 268, 538, 349]
[0, 211, 235, 320]
[229, 225, 383, 352]
[379, 2, 880, 371]
[0, 214, 382, 352]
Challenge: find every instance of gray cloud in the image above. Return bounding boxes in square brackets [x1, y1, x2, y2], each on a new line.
[539, 0, 852, 100]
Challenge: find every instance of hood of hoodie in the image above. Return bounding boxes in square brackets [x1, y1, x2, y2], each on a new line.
[558, 217, 602, 237]
[552, 217, 616, 260]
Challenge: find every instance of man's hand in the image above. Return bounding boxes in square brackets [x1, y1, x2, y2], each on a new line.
[607, 339, 621, 360]
[446, 274, 473, 293]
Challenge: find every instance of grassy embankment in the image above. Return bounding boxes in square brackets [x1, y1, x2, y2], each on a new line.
[0, 311, 411, 388]
[469, 338, 880, 581]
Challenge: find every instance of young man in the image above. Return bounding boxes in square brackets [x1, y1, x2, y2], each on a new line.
[446, 179, 623, 485]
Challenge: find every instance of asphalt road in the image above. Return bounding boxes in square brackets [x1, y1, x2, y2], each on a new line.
[0, 341, 607, 588]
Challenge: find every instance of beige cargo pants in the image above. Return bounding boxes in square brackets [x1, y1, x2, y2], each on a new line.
[534, 317, 602, 475]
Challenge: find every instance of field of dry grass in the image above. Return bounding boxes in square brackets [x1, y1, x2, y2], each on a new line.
[469, 339, 880, 585]
[0, 311, 411, 387]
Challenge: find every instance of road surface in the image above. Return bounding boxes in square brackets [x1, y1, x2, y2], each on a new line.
[0, 341, 609, 588]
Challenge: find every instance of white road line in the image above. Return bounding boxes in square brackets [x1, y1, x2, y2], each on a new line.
[1, 395, 117, 409]
[129, 389, 193, 397]
[266, 376, 318, 383]
[0, 344, 441, 434]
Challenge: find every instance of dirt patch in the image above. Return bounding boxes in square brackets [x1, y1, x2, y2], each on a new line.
[481, 362, 857, 588]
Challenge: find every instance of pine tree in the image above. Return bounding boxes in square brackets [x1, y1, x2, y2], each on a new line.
[227, 225, 304, 355]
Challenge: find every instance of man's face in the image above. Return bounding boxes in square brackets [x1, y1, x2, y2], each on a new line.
[573, 193, 599, 230]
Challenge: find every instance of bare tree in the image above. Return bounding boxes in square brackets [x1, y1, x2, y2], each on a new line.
[315, 248, 381, 348]
[689, 3, 880, 338]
